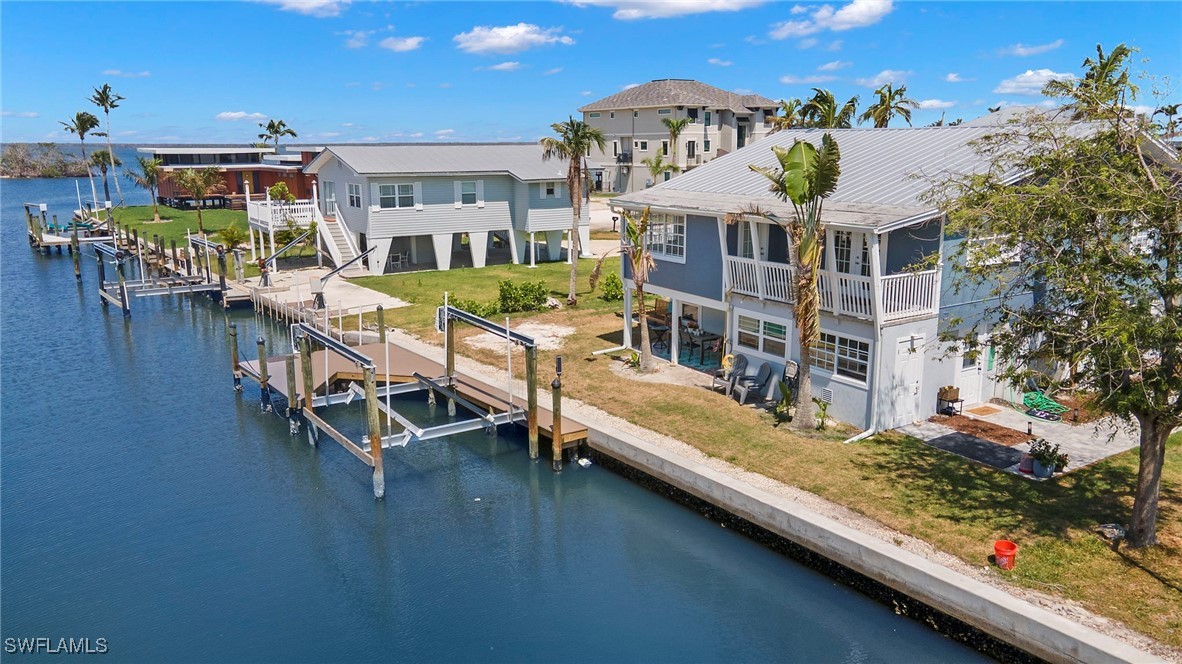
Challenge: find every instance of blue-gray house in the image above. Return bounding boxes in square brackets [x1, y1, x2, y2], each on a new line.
[612, 124, 1029, 431]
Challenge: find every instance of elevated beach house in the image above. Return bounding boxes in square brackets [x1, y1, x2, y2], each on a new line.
[611, 124, 1033, 431]
[301, 143, 589, 274]
[139, 146, 320, 206]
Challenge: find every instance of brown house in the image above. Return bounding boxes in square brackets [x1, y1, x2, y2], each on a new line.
[138, 146, 321, 207]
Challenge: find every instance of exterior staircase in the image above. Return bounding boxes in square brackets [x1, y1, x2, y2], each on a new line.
[316, 204, 361, 270]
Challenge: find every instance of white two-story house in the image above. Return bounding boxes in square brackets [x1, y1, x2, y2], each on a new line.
[580, 79, 779, 193]
[611, 125, 1036, 432]
[304, 143, 589, 274]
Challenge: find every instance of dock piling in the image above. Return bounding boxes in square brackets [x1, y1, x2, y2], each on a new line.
[257, 337, 272, 412]
[525, 346, 539, 459]
[300, 334, 315, 412]
[115, 251, 130, 317]
[446, 316, 457, 417]
[363, 366, 385, 499]
[551, 355, 563, 472]
[71, 223, 81, 281]
[285, 354, 300, 434]
[376, 305, 386, 344]
[216, 246, 228, 304]
[229, 323, 243, 392]
[171, 240, 179, 275]
[96, 253, 108, 307]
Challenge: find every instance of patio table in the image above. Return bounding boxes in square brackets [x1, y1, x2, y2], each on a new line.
[691, 331, 722, 364]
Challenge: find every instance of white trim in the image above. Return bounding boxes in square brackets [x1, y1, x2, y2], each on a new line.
[627, 280, 725, 310]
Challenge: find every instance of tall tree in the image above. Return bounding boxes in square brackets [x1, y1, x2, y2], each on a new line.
[90, 83, 127, 206]
[858, 82, 918, 128]
[60, 111, 102, 204]
[1152, 103, 1179, 138]
[730, 135, 843, 430]
[591, 207, 658, 372]
[540, 116, 607, 306]
[169, 167, 223, 235]
[661, 116, 691, 171]
[801, 88, 860, 129]
[640, 152, 679, 187]
[89, 149, 122, 203]
[257, 119, 298, 149]
[927, 43, 1181, 547]
[769, 98, 805, 132]
[125, 155, 164, 222]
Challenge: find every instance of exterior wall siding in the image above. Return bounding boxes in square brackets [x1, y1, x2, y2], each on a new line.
[885, 219, 941, 274]
[366, 175, 513, 238]
[641, 214, 723, 301]
[313, 156, 369, 236]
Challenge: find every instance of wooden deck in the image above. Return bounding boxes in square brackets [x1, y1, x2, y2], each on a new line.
[240, 341, 587, 446]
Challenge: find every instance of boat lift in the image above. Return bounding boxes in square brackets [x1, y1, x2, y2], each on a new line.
[311, 246, 376, 309]
[255, 229, 314, 287]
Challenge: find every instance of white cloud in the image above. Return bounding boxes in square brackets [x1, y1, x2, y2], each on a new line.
[341, 122, 356, 127]
[854, 68, 911, 87]
[341, 29, 372, 48]
[622, 82, 641, 90]
[102, 69, 150, 78]
[544, 67, 563, 75]
[581, 90, 593, 96]
[825, 40, 843, 51]
[1, 110, 39, 118]
[371, 82, 387, 91]
[779, 74, 836, 84]
[1130, 104, 1155, 116]
[798, 38, 819, 49]
[481, 61, 522, 71]
[707, 58, 733, 66]
[917, 99, 957, 109]
[790, 4, 808, 13]
[435, 129, 455, 135]
[818, 60, 851, 71]
[993, 68, 1075, 95]
[770, 0, 893, 39]
[568, 0, 763, 20]
[998, 38, 1064, 57]
[409, 132, 424, 138]
[256, 0, 349, 17]
[215, 111, 268, 122]
[454, 23, 574, 54]
[945, 72, 964, 83]
[380, 36, 425, 52]
[320, 131, 342, 138]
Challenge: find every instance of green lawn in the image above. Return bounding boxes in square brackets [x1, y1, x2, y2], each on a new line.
[350, 263, 1182, 648]
[108, 204, 247, 245]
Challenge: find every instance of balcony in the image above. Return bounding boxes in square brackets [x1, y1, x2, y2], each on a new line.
[725, 256, 938, 322]
[616, 152, 633, 164]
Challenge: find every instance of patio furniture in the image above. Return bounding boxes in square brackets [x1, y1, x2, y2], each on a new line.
[388, 251, 409, 270]
[694, 331, 723, 365]
[712, 354, 749, 396]
[679, 328, 701, 362]
[647, 321, 670, 352]
[733, 362, 773, 405]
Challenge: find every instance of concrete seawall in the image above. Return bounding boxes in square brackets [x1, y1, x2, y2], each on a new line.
[587, 424, 1165, 664]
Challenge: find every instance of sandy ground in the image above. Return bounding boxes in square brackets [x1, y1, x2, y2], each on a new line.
[379, 322, 1179, 662]
[465, 322, 575, 353]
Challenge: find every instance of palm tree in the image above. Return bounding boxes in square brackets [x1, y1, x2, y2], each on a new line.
[730, 135, 842, 430]
[591, 207, 658, 372]
[169, 167, 223, 235]
[640, 152, 679, 187]
[60, 111, 102, 205]
[125, 156, 164, 221]
[661, 116, 691, 170]
[540, 116, 607, 306]
[769, 98, 806, 132]
[1152, 103, 1180, 138]
[801, 88, 859, 129]
[89, 150, 122, 203]
[858, 83, 918, 128]
[90, 84, 127, 206]
[1045, 43, 1135, 120]
[257, 119, 298, 149]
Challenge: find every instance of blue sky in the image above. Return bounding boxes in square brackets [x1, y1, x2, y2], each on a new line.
[1, 1, 1179, 144]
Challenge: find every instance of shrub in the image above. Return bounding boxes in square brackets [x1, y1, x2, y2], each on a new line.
[599, 272, 624, 301]
[497, 279, 548, 313]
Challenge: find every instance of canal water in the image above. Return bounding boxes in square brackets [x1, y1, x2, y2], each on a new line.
[1, 176, 988, 662]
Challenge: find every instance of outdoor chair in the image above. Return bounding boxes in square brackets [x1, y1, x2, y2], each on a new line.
[733, 362, 773, 405]
[711, 354, 748, 396]
[679, 328, 701, 362]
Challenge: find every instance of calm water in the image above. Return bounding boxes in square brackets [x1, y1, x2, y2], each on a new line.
[0, 176, 988, 662]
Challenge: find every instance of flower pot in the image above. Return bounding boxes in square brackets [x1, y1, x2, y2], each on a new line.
[1032, 459, 1053, 478]
[1018, 454, 1034, 474]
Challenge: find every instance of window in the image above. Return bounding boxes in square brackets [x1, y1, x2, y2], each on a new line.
[589, 112, 601, 118]
[633, 110, 639, 118]
[610, 111, 615, 119]
[379, 183, 414, 209]
[736, 315, 788, 357]
[347, 183, 362, 208]
[663, 171, 671, 182]
[635, 140, 648, 151]
[460, 181, 477, 205]
[658, 108, 671, 115]
[704, 139, 711, 152]
[810, 333, 871, 382]
[544, 182, 557, 198]
[738, 221, 754, 259]
[644, 212, 685, 260]
[968, 235, 1021, 266]
[687, 108, 699, 123]
[612, 141, 618, 157]
[661, 140, 669, 156]
[705, 111, 712, 126]
[686, 141, 696, 158]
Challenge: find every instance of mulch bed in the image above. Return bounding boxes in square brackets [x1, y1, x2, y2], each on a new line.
[929, 414, 1033, 447]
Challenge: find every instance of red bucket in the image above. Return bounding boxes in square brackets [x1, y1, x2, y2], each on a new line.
[994, 540, 1018, 570]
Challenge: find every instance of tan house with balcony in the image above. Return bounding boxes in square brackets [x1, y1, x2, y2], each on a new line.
[579, 79, 779, 193]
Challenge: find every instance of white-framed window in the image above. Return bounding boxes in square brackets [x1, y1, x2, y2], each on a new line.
[658, 108, 672, 115]
[612, 141, 618, 156]
[705, 111, 712, 126]
[635, 140, 648, 151]
[543, 182, 559, 198]
[738, 221, 754, 259]
[610, 111, 615, 119]
[379, 183, 415, 209]
[589, 112, 601, 118]
[661, 140, 669, 155]
[644, 212, 685, 260]
[968, 235, 1021, 266]
[347, 182, 362, 208]
[633, 110, 639, 118]
[810, 333, 871, 382]
[735, 314, 788, 358]
[833, 230, 871, 276]
[460, 181, 477, 205]
[704, 139, 712, 152]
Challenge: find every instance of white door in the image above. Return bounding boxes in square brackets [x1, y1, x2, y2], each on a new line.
[892, 336, 924, 425]
[958, 339, 984, 405]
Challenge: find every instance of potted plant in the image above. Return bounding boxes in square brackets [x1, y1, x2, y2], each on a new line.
[1028, 439, 1069, 478]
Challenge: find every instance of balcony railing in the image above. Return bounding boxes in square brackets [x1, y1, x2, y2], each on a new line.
[725, 257, 939, 322]
[616, 152, 633, 164]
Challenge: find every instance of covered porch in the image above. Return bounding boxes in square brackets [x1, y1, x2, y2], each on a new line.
[625, 291, 726, 373]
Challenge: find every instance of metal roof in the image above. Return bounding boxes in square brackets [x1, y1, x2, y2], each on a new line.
[308, 143, 570, 182]
[138, 147, 275, 155]
[578, 79, 776, 114]
[614, 125, 1013, 227]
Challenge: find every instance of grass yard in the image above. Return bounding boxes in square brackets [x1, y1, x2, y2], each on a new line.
[353, 261, 1182, 649]
[108, 204, 247, 245]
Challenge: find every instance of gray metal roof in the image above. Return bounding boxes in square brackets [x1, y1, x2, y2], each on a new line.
[579, 79, 776, 114]
[308, 143, 570, 182]
[615, 125, 1011, 227]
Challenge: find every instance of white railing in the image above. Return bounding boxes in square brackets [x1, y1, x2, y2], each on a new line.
[818, 272, 834, 311]
[762, 262, 795, 303]
[881, 269, 939, 322]
[247, 199, 318, 232]
[727, 256, 759, 297]
[818, 272, 873, 318]
[331, 202, 362, 259]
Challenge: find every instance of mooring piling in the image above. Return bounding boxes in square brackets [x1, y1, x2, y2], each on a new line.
[257, 337, 271, 412]
[299, 334, 315, 412]
[71, 223, 81, 281]
[171, 240, 179, 274]
[551, 355, 563, 472]
[115, 251, 130, 317]
[525, 345, 539, 459]
[96, 253, 108, 307]
[229, 323, 243, 392]
[216, 246, 228, 303]
[446, 315, 457, 417]
[363, 365, 385, 499]
[285, 353, 300, 434]
[376, 305, 386, 344]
